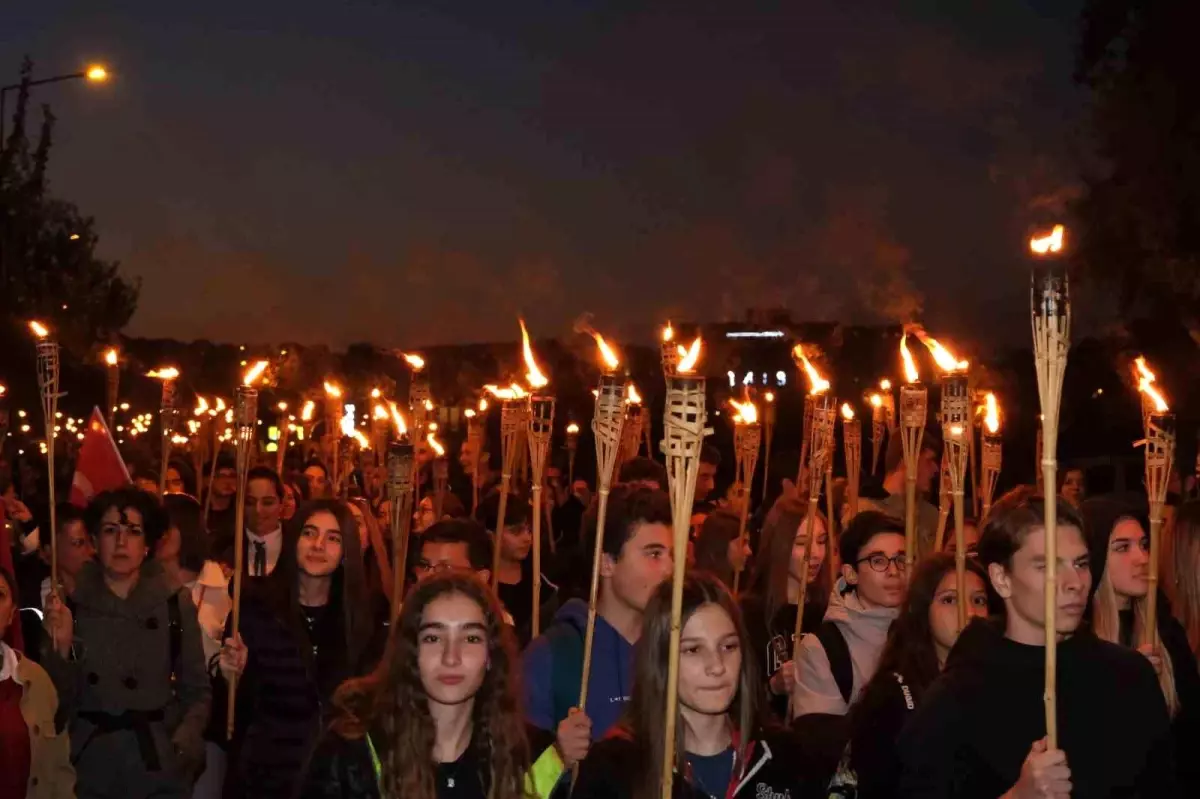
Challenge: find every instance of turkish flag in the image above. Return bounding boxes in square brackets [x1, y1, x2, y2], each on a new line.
[69, 408, 131, 507]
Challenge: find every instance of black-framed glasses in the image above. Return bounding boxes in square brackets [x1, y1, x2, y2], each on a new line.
[855, 553, 909, 573]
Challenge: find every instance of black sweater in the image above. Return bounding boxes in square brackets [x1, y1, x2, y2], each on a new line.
[739, 594, 826, 721]
[898, 619, 1178, 798]
[846, 671, 921, 799]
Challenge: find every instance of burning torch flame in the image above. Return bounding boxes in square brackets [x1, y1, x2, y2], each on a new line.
[842, 403, 855, 421]
[870, 394, 883, 409]
[29, 321, 49, 339]
[478, 398, 489, 412]
[913, 329, 968, 373]
[194, 396, 210, 416]
[104, 348, 118, 366]
[340, 406, 356, 438]
[484, 384, 528, 401]
[388, 401, 407, 437]
[242, 360, 268, 386]
[676, 338, 703, 374]
[520, 319, 550, 390]
[215, 397, 227, 414]
[324, 381, 342, 398]
[1135, 356, 1169, 412]
[627, 384, 643, 405]
[147, 367, 180, 381]
[765, 391, 775, 403]
[423, 398, 434, 412]
[792, 345, 830, 395]
[1029, 224, 1065, 255]
[403, 354, 426, 372]
[567, 422, 580, 435]
[662, 322, 674, 343]
[373, 403, 389, 421]
[899, 334, 920, 384]
[880, 379, 892, 391]
[465, 408, 476, 419]
[427, 433, 445, 457]
[370, 387, 381, 399]
[984, 392, 1001, 434]
[301, 400, 315, 422]
[592, 333, 621, 372]
[729, 398, 759, 424]
[351, 429, 371, 449]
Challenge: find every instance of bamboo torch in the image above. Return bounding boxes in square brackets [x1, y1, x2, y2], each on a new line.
[980, 393, 1002, 520]
[323, 381, 342, 490]
[148, 367, 181, 495]
[387, 402, 414, 616]
[790, 349, 833, 655]
[470, 397, 489, 514]
[842, 403, 862, 520]
[729, 398, 761, 596]
[29, 322, 61, 590]
[1136, 360, 1173, 646]
[761, 391, 776, 504]
[869, 391, 885, 477]
[1030, 222, 1070, 749]
[520, 319, 555, 637]
[796, 392, 817, 488]
[935, 448, 951, 552]
[227, 360, 268, 739]
[918, 330, 970, 628]
[881, 378, 897, 435]
[192, 397, 210, 485]
[898, 334, 928, 568]
[486, 383, 528, 590]
[428, 432, 448, 521]
[565, 422, 579, 486]
[620, 384, 645, 475]
[660, 336, 710, 798]
[578, 331, 625, 725]
[104, 348, 119, 431]
[794, 345, 828, 491]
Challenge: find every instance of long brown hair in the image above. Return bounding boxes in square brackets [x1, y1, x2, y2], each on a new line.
[745, 495, 830, 623]
[330, 572, 530, 799]
[1168, 501, 1200, 658]
[620, 572, 762, 799]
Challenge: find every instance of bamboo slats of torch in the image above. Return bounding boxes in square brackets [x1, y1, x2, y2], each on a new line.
[33, 327, 61, 589]
[843, 406, 862, 521]
[490, 400, 525, 590]
[899, 382, 928, 569]
[1142, 410, 1174, 647]
[527, 396, 555, 638]
[1030, 225, 1070, 749]
[793, 395, 835, 664]
[730, 406, 761, 596]
[941, 372, 972, 631]
[388, 440, 415, 618]
[226, 384, 258, 740]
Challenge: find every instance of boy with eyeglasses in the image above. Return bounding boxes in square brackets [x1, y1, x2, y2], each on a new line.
[791, 511, 908, 718]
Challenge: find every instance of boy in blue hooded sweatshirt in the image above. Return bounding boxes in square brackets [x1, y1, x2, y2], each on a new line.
[522, 485, 673, 759]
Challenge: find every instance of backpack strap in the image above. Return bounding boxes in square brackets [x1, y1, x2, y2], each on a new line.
[547, 620, 585, 728]
[814, 620, 853, 706]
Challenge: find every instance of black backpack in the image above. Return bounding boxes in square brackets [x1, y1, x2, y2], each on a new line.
[791, 621, 855, 788]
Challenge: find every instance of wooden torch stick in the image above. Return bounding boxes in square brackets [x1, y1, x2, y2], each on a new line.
[1031, 223, 1070, 749]
[155, 372, 179, 495]
[870, 393, 885, 478]
[842, 404, 862, 520]
[941, 371, 971, 630]
[1142, 408, 1174, 646]
[490, 398, 524, 590]
[980, 394, 1002, 521]
[761, 392, 776, 504]
[104, 348, 119, 432]
[31, 323, 60, 590]
[730, 402, 761, 597]
[527, 395, 555, 638]
[796, 392, 816, 487]
[898, 351, 928, 570]
[661, 358, 711, 799]
[226, 380, 260, 739]
[467, 406, 484, 516]
[936, 445, 952, 552]
[387, 438, 415, 618]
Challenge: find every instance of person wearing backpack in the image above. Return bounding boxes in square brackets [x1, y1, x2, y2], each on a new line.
[791, 512, 907, 720]
[522, 486, 673, 748]
[828, 553, 990, 798]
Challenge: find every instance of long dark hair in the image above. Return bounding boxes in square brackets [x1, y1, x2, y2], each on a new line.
[620, 572, 762, 799]
[856, 553, 989, 706]
[745, 495, 830, 623]
[693, 509, 740, 587]
[274, 499, 373, 673]
[330, 572, 529, 799]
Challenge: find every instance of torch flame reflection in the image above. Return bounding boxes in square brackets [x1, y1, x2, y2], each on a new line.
[242, 361, 269, 386]
[520, 319, 549, 389]
[792, 345, 830, 395]
[676, 338, 702, 374]
[984, 392, 1001, 434]
[1029, 224, 1065, 255]
[899, 334, 920, 384]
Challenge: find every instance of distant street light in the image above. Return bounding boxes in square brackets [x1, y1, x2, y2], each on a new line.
[1, 63, 110, 143]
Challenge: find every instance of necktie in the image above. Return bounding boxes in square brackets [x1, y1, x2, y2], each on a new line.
[253, 541, 267, 576]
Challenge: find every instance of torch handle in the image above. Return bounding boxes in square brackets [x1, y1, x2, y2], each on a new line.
[1145, 512, 1163, 649]
[391, 491, 414, 619]
[490, 476, 512, 591]
[531, 483, 543, 638]
[953, 490, 967, 631]
[226, 446, 251, 741]
[904, 475, 918, 568]
[1041, 456, 1059, 750]
[578, 486, 611, 714]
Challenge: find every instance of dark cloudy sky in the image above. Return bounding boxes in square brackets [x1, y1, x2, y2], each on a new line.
[4, 1, 1088, 351]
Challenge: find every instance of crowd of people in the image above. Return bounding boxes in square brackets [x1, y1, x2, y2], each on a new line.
[2, 425, 1200, 799]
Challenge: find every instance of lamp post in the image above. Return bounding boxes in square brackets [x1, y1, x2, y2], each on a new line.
[1, 64, 108, 143]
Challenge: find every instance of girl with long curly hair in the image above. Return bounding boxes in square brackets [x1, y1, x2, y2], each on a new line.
[298, 571, 534, 799]
[572, 572, 821, 799]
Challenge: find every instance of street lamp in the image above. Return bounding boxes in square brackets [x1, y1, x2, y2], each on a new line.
[1, 63, 110, 143]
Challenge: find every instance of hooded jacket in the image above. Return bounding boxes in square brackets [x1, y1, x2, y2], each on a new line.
[898, 618, 1177, 798]
[792, 584, 898, 717]
[1, 644, 75, 799]
[570, 726, 824, 799]
[522, 598, 634, 737]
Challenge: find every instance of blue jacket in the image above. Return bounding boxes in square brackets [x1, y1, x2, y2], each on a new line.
[522, 598, 634, 737]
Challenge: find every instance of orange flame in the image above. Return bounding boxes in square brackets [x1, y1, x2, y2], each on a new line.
[869, 394, 883, 409]
[520, 319, 549, 389]
[478, 397, 489, 412]
[29, 321, 49, 339]
[566, 422, 580, 435]
[147, 367, 180, 381]
[427, 432, 445, 457]
[388, 401, 408, 437]
[370, 387, 382, 399]
[215, 397, 227, 414]
[324, 381, 342, 398]
[373, 403, 389, 421]
[626, 383, 643, 404]
[350, 429, 371, 449]
[465, 408, 477, 419]
[592, 333, 621, 372]
[194, 396, 210, 416]
[676, 337, 703, 374]
[104, 348, 118, 366]
[899, 334, 920, 384]
[662, 322, 674, 343]
[484, 384, 528, 400]
[913, 329, 968, 373]
[841, 403, 855, 421]
[765, 391, 775, 403]
[423, 398, 434, 412]
[880, 379, 892, 391]
[403, 353, 426, 371]
[301, 400, 315, 422]
[729, 398, 759, 424]
[1135, 356, 1169, 412]
[242, 360, 268, 386]
[984, 392, 1001, 434]
[340, 406, 357, 438]
[792, 345, 830, 395]
[1029, 224, 1065, 255]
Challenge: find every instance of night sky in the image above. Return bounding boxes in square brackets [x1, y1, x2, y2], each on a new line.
[5, 1, 1089, 351]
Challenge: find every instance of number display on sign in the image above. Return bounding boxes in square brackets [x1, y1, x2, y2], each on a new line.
[727, 371, 788, 389]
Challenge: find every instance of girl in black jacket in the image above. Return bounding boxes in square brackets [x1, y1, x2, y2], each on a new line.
[217, 499, 383, 799]
[573, 572, 823, 799]
[836, 553, 990, 797]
